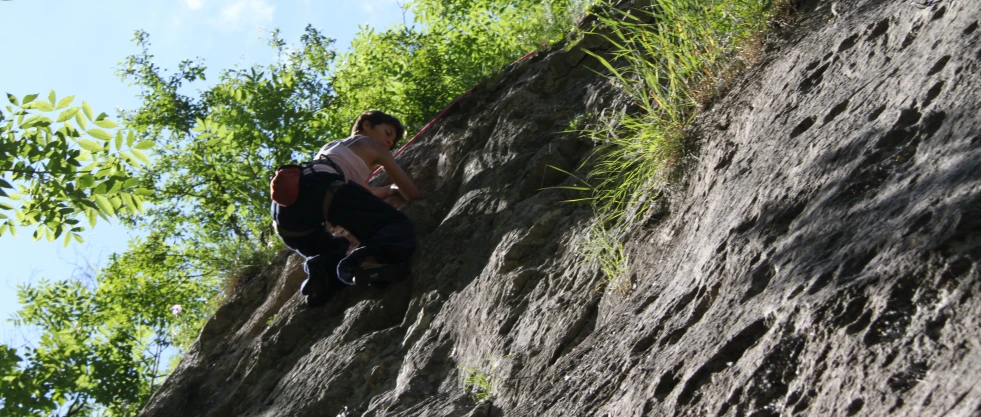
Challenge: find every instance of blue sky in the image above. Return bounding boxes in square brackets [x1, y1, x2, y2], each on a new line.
[0, 0, 413, 346]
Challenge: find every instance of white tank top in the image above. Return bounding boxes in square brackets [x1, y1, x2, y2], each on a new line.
[315, 136, 371, 185]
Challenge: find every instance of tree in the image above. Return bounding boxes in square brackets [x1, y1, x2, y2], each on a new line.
[0, 92, 153, 245]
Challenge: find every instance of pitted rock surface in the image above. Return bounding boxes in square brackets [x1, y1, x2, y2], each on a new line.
[139, 0, 981, 416]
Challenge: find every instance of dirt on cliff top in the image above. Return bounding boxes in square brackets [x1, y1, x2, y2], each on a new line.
[139, 0, 981, 416]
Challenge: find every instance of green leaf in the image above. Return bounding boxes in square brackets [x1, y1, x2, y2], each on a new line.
[114, 131, 123, 151]
[133, 140, 154, 150]
[126, 130, 136, 147]
[55, 95, 75, 110]
[122, 178, 139, 188]
[48, 90, 56, 107]
[131, 149, 150, 164]
[82, 101, 94, 121]
[119, 152, 139, 167]
[225, 203, 235, 216]
[78, 174, 96, 188]
[206, 137, 221, 146]
[56, 107, 80, 123]
[134, 188, 154, 196]
[94, 118, 118, 129]
[30, 100, 54, 112]
[63, 231, 72, 247]
[77, 139, 103, 152]
[87, 128, 112, 141]
[86, 208, 97, 228]
[75, 110, 88, 130]
[22, 93, 38, 105]
[93, 195, 114, 216]
[7, 93, 18, 106]
[73, 232, 84, 243]
[121, 193, 137, 213]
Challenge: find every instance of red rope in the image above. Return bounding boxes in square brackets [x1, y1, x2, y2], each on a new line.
[369, 48, 540, 181]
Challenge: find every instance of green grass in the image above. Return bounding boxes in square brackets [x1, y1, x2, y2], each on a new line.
[563, 0, 783, 290]
[579, 216, 632, 293]
[461, 366, 494, 402]
[580, 0, 778, 221]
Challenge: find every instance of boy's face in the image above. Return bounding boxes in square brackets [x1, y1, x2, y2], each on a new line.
[361, 121, 397, 151]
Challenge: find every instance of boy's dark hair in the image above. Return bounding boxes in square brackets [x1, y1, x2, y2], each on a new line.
[352, 110, 405, 149]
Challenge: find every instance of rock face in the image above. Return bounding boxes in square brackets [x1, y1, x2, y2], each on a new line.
[139, 0, 981, 416]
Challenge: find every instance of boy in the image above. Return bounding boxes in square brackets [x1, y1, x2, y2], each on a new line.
[270, 110, 422, 307]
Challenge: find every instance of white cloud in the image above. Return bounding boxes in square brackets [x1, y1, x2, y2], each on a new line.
[219, 0, 275, 29]
[186, 0, 204, 10]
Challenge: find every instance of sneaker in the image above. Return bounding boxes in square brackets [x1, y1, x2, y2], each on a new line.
[353, 263, 411, 287]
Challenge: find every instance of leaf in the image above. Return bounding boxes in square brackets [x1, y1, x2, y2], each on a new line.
[225, 203, 235, 216]
[86, 208, 97, 228]
[119, 152, 138, 167]
[126, 130, 136, 147]
[78, 174, 96, 188]
[93, 195, 114, 216]
[114, 131, 123, 151]
[48, 90, 56, 107]
[133, 140, 154, 150]
[30, 100, 54, 112]
[82, 101, 94, 121]
[77, 139, 103, 152]
[134, 188, 154, 196]
[55, 95, 75, 110]
[73, 233, 84, 243]
[131, 148, 150, 164]
[22, 93, 38, 105]
[75, 110, 88, 130]
[94, 118, 118, 129]
[56, 107, 80, 123]
[121, 193, 137, 213]
[86, 128, 112, 141]
[63, 230, 72, 247]
[6, 93, 18, 106]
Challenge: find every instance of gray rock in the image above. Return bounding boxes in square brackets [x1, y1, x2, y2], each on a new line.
[139, 0, 981, 416]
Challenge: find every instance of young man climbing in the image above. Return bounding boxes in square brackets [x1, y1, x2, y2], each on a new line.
[270, 110, 422, 307]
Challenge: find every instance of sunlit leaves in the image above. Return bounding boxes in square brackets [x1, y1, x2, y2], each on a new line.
[0, 90, 155, 242]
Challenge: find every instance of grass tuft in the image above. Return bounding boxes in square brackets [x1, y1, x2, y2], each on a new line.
[564, 0, 786, 287]
[462, 366, 494, 402]
[579, 0, 779, 221]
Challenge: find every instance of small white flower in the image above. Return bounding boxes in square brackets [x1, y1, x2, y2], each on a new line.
[170, 305, 183, 317]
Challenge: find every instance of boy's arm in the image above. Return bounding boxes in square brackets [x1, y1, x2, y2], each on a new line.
[370, 142, 422, 201]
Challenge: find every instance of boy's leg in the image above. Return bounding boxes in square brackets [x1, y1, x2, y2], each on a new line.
[327, 182, 417, 284]
[280, 230, 351, 305]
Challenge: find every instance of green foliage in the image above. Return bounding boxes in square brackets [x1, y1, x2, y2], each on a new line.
[579, 216, 631, 294]
[117, 27, 337, 250]
[0, 91, 152, 244]
[461, 366, 494, 402]
[331, 0, 586, 134]
[0, 233, 221, 416]
[579, 0, 777, 221]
